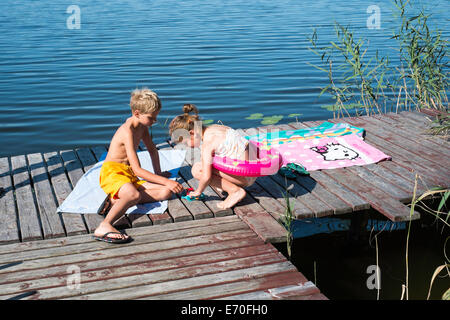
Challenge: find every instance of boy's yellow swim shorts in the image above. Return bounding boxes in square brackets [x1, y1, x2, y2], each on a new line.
[99, 161, 147, 199]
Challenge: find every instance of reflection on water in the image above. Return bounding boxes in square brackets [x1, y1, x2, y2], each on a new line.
[277, 212, 449, 300]
[291, 217, 406, 238]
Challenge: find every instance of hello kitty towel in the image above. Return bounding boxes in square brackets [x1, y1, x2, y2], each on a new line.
[246, 122, 391, 171]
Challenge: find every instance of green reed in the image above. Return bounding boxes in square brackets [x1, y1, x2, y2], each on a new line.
[307, 0, 448, 131]
[406, 175, 450, 300]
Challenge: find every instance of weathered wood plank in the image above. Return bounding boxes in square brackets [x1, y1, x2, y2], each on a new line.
[336, 118, 447, 186]
[0, 237, 263, 290]
[57, 261, 297, 300]
[216, 280, 320, 300]
[361, 116, 450, 164]
[0, 244, 279, 297]
[244, 179, 287, 222]
[233, 194, 287, 243]
[27, 153, 65, 239]
[43, 152, 87, 236]
[372, 113, 450, 154]
[149, 271, 313, 300]
[325, 168, 419, 221]
[346, 165, 412, 203]
[0, 230, 255, 276]
[340, 117, 450, 178]
[0, 221, 248, 265]
[10, 155, 42, 241]
[0, 215, 240, 255]
[0, 157, 20, 244]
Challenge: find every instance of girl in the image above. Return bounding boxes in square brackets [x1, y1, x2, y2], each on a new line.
[169, 104, 257, 209]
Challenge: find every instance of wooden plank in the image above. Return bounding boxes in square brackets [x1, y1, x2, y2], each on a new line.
[0, 236, 263, 288]
[233, 193, 287, 243]
[0, 220, 248, 265]
[149, 271, 313, 300]
[244, 179, 287, 222]
[336, 117, 447, 186]
[324, 168, 419, 222]
[27, 153, 65, 239]
[0, 229, 254, 276]
[0, 243, 278, 297]
[346, 165, 412, 203]
[361, 116, 450, 164]
[217, 280, 321, 300]
[0, 157, 20, 244]
[10, 155, 42, 241]
[0, 215, 240, 255]
[372, 113, 450, 154]
[341, 117, 450, 177]
[56, 261, 297, 300]
[43, 152, 87, 236]
[75, 148, 105, 232]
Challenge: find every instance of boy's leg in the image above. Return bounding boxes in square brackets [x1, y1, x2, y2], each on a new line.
[137, 182, 173, 203]
[94, 183, 141, 240]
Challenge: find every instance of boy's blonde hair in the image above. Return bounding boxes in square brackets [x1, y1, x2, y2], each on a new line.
[130, 88, 161, 114]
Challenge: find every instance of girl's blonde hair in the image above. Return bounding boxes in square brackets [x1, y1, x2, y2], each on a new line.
[130, 88, 161, 114]
[169, 104, 203, 142]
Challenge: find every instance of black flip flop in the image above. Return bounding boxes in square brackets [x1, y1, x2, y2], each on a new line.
[93, 232, 131, 244]
[97, 197, 112, 217]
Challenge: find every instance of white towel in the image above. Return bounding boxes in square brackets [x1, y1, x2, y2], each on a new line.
[56, 149, 186, 215]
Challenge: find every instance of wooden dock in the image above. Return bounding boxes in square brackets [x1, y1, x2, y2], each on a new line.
[0, 110, 448, 300]
[0, 215, 324, 300]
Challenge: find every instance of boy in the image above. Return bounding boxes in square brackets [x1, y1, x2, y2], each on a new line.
[94, 88, 183, 243]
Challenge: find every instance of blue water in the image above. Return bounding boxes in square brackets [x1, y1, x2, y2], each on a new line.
[0, 0, 448, 157]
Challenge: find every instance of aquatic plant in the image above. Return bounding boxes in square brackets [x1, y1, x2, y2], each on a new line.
[281, 183, 295, 261]
[392, 0, 448, 112]
[307, 24, 392, 118]
[405, 175, 450, 300]
[307, 0, 448, 132]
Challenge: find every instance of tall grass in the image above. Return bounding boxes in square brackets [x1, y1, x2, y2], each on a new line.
[406, 175, 450, 300]
[307, 0, 448, 132]
[281, 183, 295, 261]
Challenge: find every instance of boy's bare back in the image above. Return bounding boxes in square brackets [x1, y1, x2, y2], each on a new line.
[104, 117, 149, 165]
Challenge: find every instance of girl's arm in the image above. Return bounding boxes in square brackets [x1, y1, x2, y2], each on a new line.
[191, 139, 215, 196]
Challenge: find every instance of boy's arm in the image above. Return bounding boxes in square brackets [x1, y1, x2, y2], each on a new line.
[142, 129, 164, 176]
[124, 130, 168, 186]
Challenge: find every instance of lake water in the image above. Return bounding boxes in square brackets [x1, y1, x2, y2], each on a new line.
[0, 0, 448, 157]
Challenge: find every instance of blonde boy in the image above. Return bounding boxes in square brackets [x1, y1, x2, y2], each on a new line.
[94, 88, 183, 243]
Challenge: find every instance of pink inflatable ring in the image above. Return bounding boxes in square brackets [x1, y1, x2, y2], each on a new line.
[212, 147, 282, 177]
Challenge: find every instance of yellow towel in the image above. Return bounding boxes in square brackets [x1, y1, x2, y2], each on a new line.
[99, 161, 146, 199]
